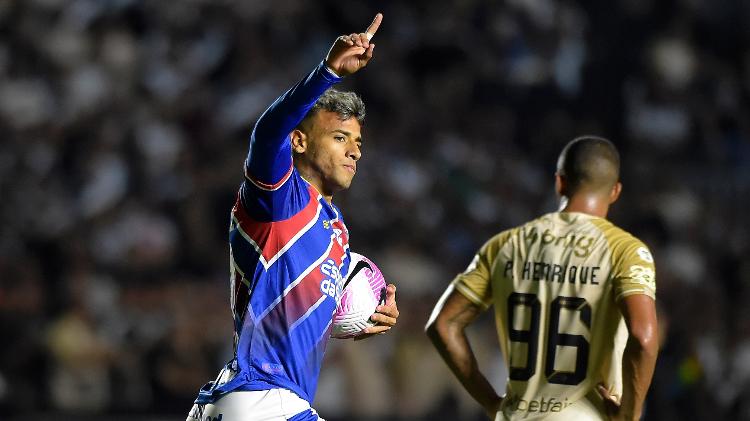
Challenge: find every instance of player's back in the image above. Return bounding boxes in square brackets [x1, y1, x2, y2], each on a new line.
[457, 211, 655, 420]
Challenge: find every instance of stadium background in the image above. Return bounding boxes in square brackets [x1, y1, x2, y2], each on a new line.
[1, 0, 748, 420]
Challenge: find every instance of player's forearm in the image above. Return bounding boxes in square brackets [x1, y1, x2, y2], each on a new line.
[426, 321, 501, 414]
[247, 61, 341, 182]
[618, 334, 658, 420]
[253, 61, 340, 140]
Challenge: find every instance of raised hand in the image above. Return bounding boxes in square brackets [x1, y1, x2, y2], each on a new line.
[325, 13, 383, 77]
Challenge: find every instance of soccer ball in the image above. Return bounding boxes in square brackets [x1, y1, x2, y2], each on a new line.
[331, 252, 387, 339]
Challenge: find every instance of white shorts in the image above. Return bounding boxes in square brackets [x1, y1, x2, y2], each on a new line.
[186, 389, 325, 421]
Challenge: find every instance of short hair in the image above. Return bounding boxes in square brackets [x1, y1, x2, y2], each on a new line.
[298, 88, 366, 129]
[556, 136, 620, 194]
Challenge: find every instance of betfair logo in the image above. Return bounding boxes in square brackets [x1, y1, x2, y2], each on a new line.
[524, 228, 594, 258]
[504, 394, 573, 414]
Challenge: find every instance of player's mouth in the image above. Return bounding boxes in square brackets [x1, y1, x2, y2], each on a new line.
[343, 164, 356, 174]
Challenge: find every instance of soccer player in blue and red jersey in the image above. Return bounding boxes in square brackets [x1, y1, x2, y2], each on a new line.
[187, 13, 399, 421]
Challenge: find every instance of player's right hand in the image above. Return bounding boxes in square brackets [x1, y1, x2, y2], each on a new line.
[325, 13, 382, 77]
[483, 397, 503, 420]
[597, 383, 623, 420]
[354, 283, 398, 341]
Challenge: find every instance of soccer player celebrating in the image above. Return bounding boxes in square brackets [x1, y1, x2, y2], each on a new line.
[187, 13, 399, 421]
[426, 137, 658, 420]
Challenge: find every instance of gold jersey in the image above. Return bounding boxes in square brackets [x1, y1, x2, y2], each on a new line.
[453, 212, 656, 420]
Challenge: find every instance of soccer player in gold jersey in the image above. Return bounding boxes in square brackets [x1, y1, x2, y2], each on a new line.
[426, 136, 658, 420]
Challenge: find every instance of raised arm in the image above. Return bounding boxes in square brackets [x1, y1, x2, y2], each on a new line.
[425, 285, 503, 419]
[246, 13, 383, 188]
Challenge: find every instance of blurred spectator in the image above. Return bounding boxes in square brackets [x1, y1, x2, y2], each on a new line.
[0, 0, 748, 419]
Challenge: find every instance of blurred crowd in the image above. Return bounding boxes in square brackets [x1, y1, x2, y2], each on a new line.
[1, 0, 749, 420]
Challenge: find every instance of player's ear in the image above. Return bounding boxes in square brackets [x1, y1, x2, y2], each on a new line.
[609, 181, 622, 204]
[290, 129, 308, 154]
[555, 173, 567, 197]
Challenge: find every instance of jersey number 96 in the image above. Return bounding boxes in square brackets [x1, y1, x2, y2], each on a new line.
[507, 293, 591, 386]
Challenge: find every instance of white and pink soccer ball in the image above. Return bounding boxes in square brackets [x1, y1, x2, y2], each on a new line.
[331, 252, 387, 339]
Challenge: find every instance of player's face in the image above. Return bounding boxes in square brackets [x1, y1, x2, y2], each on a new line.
[296, 110, 362, 197]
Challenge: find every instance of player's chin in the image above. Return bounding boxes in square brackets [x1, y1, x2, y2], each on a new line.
[335, 175, 355, 190]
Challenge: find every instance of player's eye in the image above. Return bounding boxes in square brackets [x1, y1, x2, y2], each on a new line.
[334, 136, 346, 142]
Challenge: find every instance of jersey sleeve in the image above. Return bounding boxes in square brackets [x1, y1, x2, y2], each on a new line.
[245, 61, 342, 189]
[611, 238, 657, 301]
[452, 231, 511, 310]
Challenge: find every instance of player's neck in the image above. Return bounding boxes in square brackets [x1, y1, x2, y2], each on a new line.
[559, 194, 609, 218]
[299, 173, 334, 204]
[294, 159, 338, 205]
[309, 182, 334, 204]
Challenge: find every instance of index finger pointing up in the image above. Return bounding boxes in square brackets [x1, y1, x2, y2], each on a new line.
[364, 13, 383, 40]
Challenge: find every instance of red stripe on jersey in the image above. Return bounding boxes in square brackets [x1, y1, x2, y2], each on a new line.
[232, 270, 250, 325]
[263, 246, 341, 332]
[330, 219, 349, 247]
[232, 185, 321, 265]
[245, 165, 294, 191]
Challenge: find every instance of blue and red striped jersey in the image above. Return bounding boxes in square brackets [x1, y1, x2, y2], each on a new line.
[196, 62, 352, 404]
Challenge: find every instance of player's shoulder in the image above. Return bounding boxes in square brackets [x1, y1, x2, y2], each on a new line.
[589, 217, 646, 246]
[238, 169, 316, 221]
[589, 217, 655, 264]
[482, 221, 527, 251]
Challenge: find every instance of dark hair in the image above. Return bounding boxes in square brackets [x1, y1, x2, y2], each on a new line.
[298, 88, 366, 128]
[556, 136, 620, 194]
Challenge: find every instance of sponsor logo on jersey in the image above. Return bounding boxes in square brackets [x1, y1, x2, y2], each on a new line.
[260, 362, 284, 374]
[524, 228, 595, 258]
[320, 258, 344, 301]
[629, 265, 656, 290]
[504, 393, 573, 414]
[636, 246, 654, 263]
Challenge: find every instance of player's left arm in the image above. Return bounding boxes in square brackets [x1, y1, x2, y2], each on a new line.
[598, 240, 659, 421]
[599, 293, 658, 421]
[244, 13, 382, 190]
[354, 284, 399, 340]
[425, 285, 503, 419]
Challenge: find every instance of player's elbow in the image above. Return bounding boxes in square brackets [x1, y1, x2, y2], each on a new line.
[628, 322, 659, 356]
[424, 313, 452, 345]
[424, 316, 440, 340]
[425, 286, 475, 345]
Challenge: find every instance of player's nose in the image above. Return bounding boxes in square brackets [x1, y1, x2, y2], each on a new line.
[348, 143, 361, 161]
